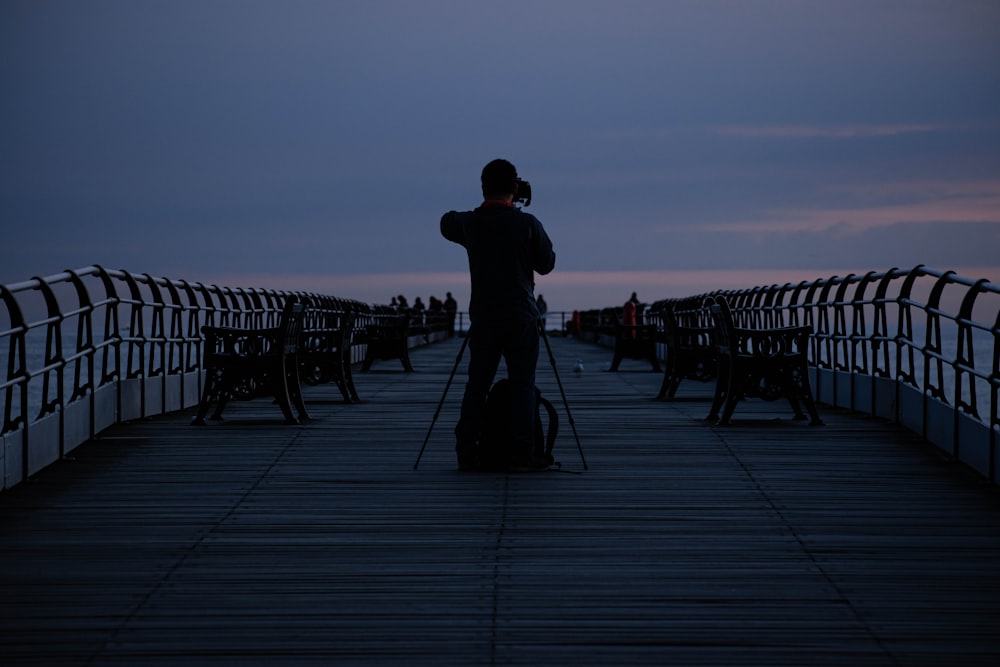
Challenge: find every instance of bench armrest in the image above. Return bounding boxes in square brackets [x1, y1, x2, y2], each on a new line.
[672, 325, 714, 348]
[731, 325, 811, 356]
[202, 325, 283, 356]
[201, 324, 282, 336]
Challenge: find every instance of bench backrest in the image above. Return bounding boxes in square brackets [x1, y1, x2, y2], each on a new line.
[280, 301, 307, 355]
[706, 296, 737, 355]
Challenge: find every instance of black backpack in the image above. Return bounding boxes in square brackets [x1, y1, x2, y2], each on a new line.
[478, 378, 558, 471]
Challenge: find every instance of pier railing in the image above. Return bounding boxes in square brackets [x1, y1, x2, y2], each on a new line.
[579, 266, 999, 483]
[4, 265, 997, 490]
[0, 266, 442, 492]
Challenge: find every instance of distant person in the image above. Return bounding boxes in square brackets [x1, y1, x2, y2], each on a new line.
[623, 295, 638, 325]
[411, 297, 426, 328]
[630, 291, 646, 322]
[441, 158, 556, 472]
[568, 309, 581, 337]
[444, 292, 458, 337]
[623, 295, 638, 339]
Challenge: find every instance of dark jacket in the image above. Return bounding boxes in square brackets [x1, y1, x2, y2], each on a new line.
[441, 204, 555, 323]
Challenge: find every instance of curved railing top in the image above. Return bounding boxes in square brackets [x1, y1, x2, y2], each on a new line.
[1, 265, 464, 492]
[577, 264, 998, 482]
[0, 265, 375, 436]
[3, 263, 999, 487]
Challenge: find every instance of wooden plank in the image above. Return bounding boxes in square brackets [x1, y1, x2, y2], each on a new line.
[0, 336, 998, 666]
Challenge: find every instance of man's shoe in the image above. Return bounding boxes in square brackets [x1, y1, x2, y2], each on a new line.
[506, 451, 551, 473]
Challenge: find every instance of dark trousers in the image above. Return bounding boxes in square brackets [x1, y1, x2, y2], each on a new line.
[455, 317, 539, 455]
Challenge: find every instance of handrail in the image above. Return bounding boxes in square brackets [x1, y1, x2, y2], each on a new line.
[5, 265, 996, 488]
[576, 265, 998, 483]
[0, 266, 375, 491]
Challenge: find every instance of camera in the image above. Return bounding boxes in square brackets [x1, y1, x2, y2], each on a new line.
[514, 178, 532, 207]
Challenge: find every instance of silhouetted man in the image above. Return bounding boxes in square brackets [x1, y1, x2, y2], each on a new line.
[440, 159, 556, 471]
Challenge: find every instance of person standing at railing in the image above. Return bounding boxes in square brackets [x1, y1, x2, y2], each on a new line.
[441, 158, 556, 472]
[444, 292, 458, 337]
[623, 294, 638, 340]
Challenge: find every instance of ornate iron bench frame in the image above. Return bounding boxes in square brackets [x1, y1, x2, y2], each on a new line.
[603, 306, 660, 372]
[361, 308, 414, 372]
[654, 301, 717, 399]
[706, 295, 823, 425]
[299, 301, 361, 403]
[192, 300, 309, 425]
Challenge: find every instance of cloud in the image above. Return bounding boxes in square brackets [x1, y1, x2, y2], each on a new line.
[647, 221, 1000, 274]
[2, 1, 998, 303]
[713, 124, 943, 139]
[653, 177, 1000, 234]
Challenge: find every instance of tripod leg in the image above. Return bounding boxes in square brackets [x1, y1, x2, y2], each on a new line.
[414, 331, 470, 470]
[540, 326, 588, 470]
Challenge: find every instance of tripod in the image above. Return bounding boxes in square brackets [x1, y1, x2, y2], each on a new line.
[414, 324, 587, 470]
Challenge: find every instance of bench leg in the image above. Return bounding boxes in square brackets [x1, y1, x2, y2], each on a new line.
[789, 362, 823, 425]
[717, 382, 743, 426]
[335, 351, 361, 402]
[211, 392, 230, 420]
[288, 374, 310, 423]
[333, 376, 352, 403]
[709, 359, 745, 425]
[328, 358, 353, 402]
[400, 346, 415, 372]
[656, 369, 672, 399]
[193, 368, 226, 425]
[707, 361, 728, 422]
[610, 347, 623, 372]
[657, 367, 683, 400]
[667, 375, 683, 400]
[192, 375, 216, 425]
[278, 358, 309, 424]
[343, 363, 361, 402]
[787, 392, 808, 421]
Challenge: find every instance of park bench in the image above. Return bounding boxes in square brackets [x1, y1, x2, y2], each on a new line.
[299, 300, 361, 403]
[361, 307, 414, 372]
[652, 301, 717, 399]
[192, 300, 309, 425]
[575, 309, 601, 342]
[607, 307, 661, 372]
[706, 295, 823, 425]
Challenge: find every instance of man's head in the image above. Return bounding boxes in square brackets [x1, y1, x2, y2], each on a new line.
[481, 159, 518, 199]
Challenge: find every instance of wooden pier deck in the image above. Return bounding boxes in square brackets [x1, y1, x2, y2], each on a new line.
[1, 335, 999, 666]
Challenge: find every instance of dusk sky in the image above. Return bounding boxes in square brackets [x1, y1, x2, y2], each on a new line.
[2, 1, 998, 311]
